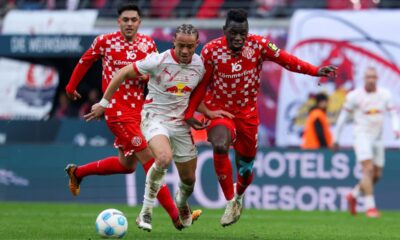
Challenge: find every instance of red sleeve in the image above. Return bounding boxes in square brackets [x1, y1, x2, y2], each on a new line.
[259, 36, 319, 76]
[272, 49, 319, 76]
[132, 62, 143, 76]
[184, 47, 213, 120]
[149, 38, 158, 53]
[65, 35, 104, 94]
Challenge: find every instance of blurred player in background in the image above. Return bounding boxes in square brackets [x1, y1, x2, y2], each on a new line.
[64, 3, 199, 230]
[302, 92, 333, 149]
[85, 24, 212, 232]
[185, 9, 337, 227]
[333, 67, 400, 218]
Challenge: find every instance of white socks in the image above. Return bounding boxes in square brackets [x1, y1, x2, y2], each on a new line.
[364, 195, 376, 209]
[351, 184, 361, 198]
[142, 163, 167, 211]
[176, 181, 194, 207]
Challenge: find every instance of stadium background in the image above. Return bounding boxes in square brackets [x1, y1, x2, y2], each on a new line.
[1, 1, 400, 238]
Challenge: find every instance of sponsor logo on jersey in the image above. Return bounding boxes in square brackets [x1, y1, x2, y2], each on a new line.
[221, 53, 231, 60]
[131, 136, 143, 147]
[126, 50, 136, 60]
[231, 61, 242, 72]
[138, 42, 149, 53]
[365, 108, 382, 115]
[165, 82, 193, 96]
[113, 60, 133, 66]
[242, 46, 255, 59]
[268, 42, 279, 52]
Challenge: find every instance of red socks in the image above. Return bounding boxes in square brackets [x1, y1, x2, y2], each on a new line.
[236, 171, 254, 196]
[75, 156, 134, 178]
[214, 153, 234, 200]
[142, 159, 179, 221]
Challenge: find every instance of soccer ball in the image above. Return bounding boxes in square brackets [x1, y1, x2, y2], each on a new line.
[95, 208, 128, 238]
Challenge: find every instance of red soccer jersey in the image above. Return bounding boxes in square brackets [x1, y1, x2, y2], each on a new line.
[66, 31, 157, 122]
[185, 34, 319, 119]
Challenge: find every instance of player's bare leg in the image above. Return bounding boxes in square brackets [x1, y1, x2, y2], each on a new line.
[137, 135, 171, 231]
[358, 160, 380, 218]
[175, 158, 197, 227]
[364, 165, 382, 218]
[136, 148, 202, 230]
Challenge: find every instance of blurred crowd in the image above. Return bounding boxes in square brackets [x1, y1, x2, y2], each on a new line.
[2, 0, 400, 18]
[54, 88, 100, 120]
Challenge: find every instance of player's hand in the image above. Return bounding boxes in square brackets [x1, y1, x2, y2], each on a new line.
[66, 90, 82, 101]
[185, 117, 210, 130]
[317, 65, 338, 77]
[84, 103, 105, 121]
[205, 109, 234, 119]
[138, 75, 150, 82]
[331, 142, 340, 152]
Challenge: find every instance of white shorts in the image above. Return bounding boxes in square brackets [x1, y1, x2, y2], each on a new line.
[141, 115, 197, 163]
[354, 136, 385, 167]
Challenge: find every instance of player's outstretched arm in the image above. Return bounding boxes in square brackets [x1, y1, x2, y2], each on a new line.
[66, 36, 104, 101]
[103, 64, 137, 101]
[84, 64, 138, 121]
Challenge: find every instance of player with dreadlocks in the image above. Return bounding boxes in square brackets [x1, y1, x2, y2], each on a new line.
[85, 24, 223, 231]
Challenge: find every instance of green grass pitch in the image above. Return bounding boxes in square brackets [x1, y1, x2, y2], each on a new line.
[1, 202, 400, 240]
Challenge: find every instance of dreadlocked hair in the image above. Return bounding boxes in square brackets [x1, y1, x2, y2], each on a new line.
[175, 24, 199, 39]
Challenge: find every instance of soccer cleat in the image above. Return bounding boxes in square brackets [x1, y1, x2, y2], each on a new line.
[174, 191, 193, 227]
[172, 209, 202, 231]
[136, 211, 152, 232]
[65, 164, 82, 196]
[220, 197, 242, 227]
[366, 208, 381, 218]
[191, 209, 202, 224]
[346, 193, 357, 216]
[172, 216, 184, 231]
[177, 203, 192, 227]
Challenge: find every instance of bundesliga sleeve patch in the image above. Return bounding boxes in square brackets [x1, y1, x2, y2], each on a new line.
[268, 42, 279, 52]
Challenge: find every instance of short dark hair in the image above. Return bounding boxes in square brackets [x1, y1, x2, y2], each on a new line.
[117, 3, 141, 17]
[315, 93, 328, 104]
[225, 9, 248, 26]
[175, 24, 199, 39]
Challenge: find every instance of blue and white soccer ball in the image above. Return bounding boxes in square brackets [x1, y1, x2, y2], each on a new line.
[95, 208, 128, 238]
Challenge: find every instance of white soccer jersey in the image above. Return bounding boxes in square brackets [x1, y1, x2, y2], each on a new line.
[133, 49, 205, 126]
[336, 87, 398, 140]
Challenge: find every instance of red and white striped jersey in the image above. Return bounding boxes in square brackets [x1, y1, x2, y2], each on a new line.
[66, 31, 157, 122]
[185, 34, 319, 119]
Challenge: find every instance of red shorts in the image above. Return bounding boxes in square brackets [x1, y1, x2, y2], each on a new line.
[106, 121, 147, 157]
[208, 115, 259, 157]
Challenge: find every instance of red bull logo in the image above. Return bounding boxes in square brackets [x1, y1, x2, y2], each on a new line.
[165, 82, 192, 96]
[365, 109, 382, 115]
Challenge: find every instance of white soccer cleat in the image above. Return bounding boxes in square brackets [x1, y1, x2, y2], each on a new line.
[136, 211, 152, 232]
[220, 197, 242, 227]
[175, 191, 193, 227]
[177, 203, 193, 227]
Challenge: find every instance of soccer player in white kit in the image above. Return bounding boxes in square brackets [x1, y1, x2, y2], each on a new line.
[85, 24, 210, 231]
[333, 67, 400, 218]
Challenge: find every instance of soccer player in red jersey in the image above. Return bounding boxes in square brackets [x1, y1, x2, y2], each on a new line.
[185, 9, 337, 227]
[64, 3, 200, 230]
